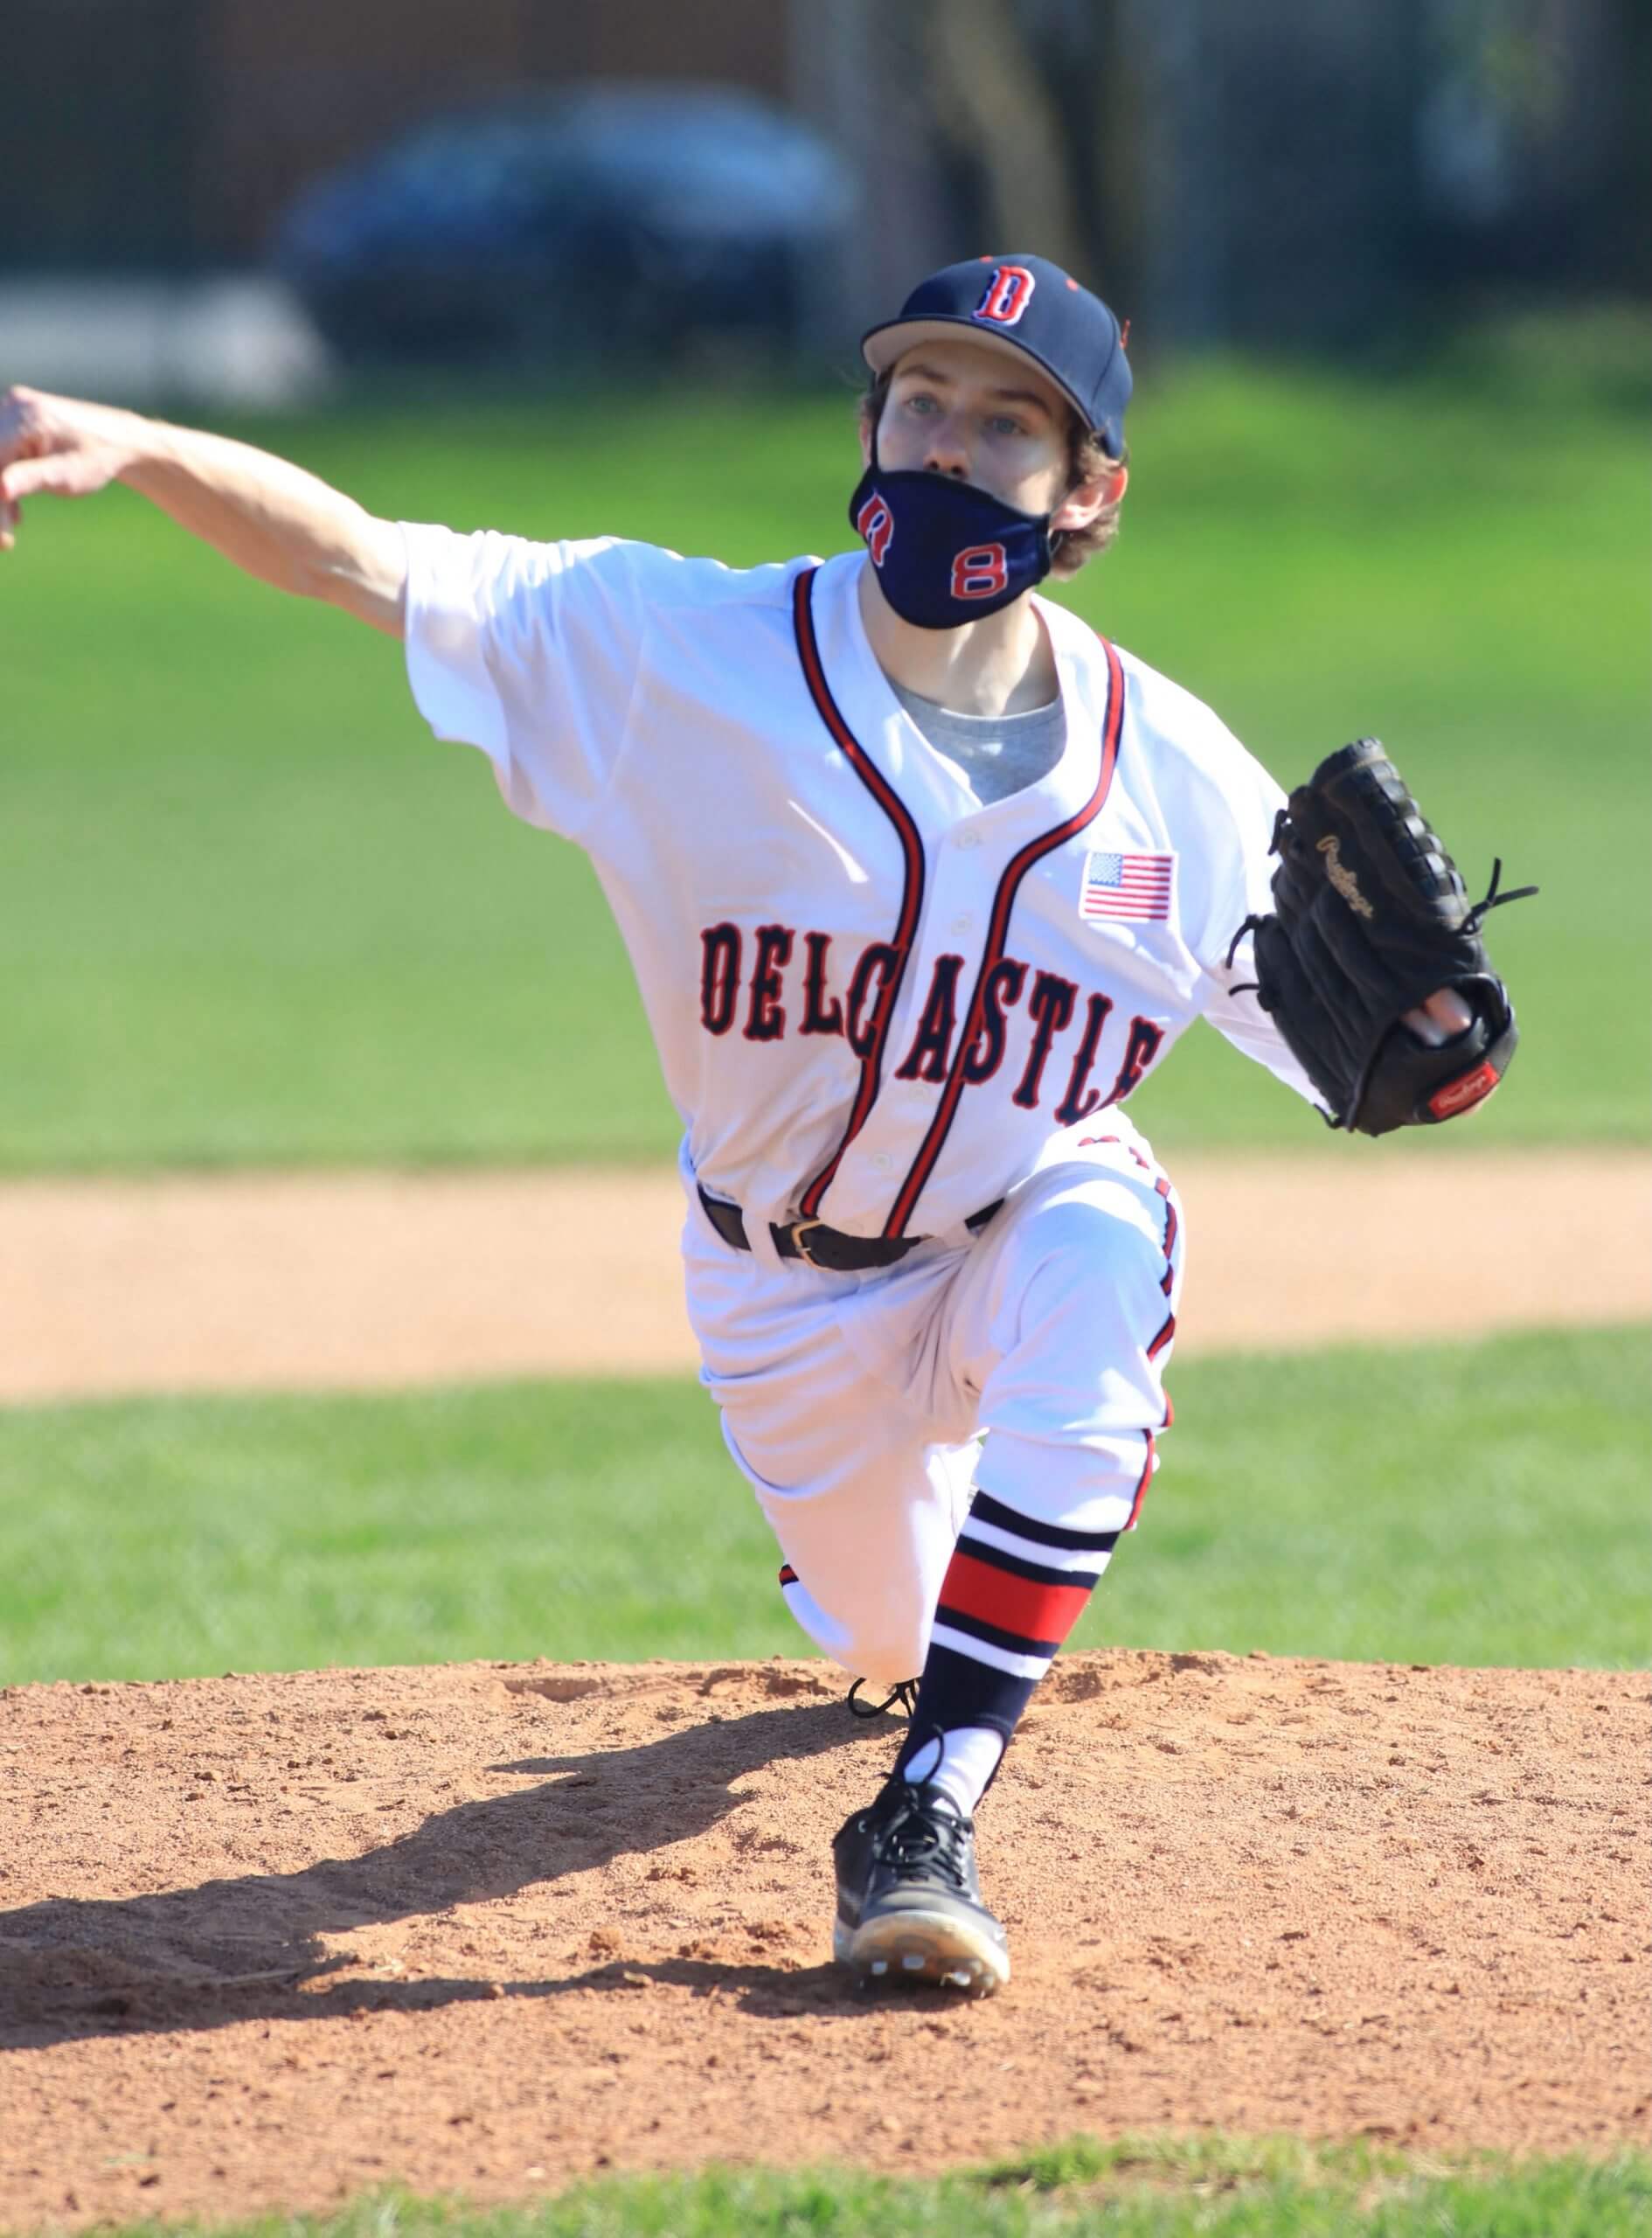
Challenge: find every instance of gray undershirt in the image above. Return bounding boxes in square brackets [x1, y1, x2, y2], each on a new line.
[892, 682, 1067, 808]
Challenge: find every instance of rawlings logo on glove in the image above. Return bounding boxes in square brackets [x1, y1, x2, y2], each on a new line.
[1315, 834, 1375, 920]
[1228, 739, 1537, 1137]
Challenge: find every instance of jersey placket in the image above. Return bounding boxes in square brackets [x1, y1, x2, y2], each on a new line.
[798, 559, 1119, 1238]
[866, 649, 1122, 1238]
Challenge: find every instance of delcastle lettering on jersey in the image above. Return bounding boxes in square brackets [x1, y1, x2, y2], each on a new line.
[399, 531, 1319, 1239]
[698, 922, 1164, 1125]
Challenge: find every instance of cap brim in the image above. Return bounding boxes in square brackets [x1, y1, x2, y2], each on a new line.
[860, 315, 1094, 434]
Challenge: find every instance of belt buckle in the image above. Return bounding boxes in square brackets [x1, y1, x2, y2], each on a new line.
[788, 1218, 829, 1268]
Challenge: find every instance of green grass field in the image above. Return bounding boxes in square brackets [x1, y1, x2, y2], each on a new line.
[3, 338, 1646, 1169]
[3, 330, 1646, 2238]
[65, 2135, 1652, 2238]
[3, 1324, 1643, 1687]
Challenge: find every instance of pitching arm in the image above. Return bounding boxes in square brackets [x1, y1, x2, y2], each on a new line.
[0, 384, 406, 636]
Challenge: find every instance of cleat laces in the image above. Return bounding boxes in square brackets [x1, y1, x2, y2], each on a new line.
[847, 1677, 919, 1720]
[872, 1790, 972, 1892]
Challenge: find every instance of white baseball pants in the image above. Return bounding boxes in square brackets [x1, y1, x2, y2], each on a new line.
[683, 1129, 1184, 1691]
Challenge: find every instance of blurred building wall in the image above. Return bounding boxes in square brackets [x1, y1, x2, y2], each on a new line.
[1, 0, 1644, 350]
[1, 0, 787, 266]
[193, 0, 788, 259]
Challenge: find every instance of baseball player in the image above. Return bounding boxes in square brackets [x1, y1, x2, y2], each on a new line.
[1, 254, 1524, 1996]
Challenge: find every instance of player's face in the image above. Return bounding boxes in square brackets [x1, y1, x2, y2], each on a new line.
[872, 339, 1079, 519]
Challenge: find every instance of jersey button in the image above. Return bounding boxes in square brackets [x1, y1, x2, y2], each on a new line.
[951, 913, 974, 935]
[872, 1154, 894, 1172]
[955, 829, 982, 849]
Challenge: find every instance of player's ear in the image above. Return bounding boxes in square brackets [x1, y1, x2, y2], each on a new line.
[1051, 461, 1127, 536]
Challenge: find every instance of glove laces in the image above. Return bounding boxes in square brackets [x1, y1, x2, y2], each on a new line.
[1223, 856, 1537, 990]
[1462, 857, 1539, 935]
[1221, 911, 1267, 996]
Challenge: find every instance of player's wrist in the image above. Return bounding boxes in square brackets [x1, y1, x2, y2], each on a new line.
[114, 413, 187, 489]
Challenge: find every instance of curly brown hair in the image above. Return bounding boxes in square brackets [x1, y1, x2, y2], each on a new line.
[858, 366, 1127, 578]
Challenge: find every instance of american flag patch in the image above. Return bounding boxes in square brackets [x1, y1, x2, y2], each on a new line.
[1079, 849, 1175, 923]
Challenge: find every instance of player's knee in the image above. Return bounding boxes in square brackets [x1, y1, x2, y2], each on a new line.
[1013, 1181, 1165, 1312]
[843, 1604, 930, 1692]
[976, 1179, 1175, 1428]
[775, 1552, 929, 1689]
[854, 1644, 927, 1694]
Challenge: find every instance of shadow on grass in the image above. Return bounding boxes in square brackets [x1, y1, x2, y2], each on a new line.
[0, 1698, 888, 2047]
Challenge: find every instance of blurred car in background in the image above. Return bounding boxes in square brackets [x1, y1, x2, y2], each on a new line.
[270, 82, 857, 369]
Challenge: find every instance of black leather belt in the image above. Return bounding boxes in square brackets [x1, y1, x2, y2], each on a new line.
[698, 1185, 1001, 1273]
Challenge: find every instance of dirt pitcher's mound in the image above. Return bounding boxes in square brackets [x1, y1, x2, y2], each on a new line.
[0, 1654, 1645, 2229]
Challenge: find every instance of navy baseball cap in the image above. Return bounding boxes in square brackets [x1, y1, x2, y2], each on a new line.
[861, 253, 1131, 458]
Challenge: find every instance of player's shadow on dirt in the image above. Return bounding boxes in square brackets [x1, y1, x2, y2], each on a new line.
[0, 1699, 890, 2048]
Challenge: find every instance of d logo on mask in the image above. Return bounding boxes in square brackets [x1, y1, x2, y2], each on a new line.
[856, 494, 894, 567]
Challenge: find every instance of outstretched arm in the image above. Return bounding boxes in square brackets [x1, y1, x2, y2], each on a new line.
[0, 386, 406, 636]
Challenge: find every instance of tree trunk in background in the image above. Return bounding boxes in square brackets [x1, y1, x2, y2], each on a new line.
[924, 0, 1089, 274]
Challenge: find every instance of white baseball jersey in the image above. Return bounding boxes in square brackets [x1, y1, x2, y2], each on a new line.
[400, 529, 1316, 1247]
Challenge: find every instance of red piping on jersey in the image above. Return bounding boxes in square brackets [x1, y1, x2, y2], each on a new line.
[1125, 1428, 1156, 1530]
[791, 566, 927, 1220]
[882, 634, 1126, 1238]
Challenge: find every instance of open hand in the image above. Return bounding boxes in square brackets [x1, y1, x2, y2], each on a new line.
[0, 386, 142, 550]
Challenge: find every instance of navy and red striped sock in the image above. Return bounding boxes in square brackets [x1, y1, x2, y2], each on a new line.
[896, 1489, 1121, 1805]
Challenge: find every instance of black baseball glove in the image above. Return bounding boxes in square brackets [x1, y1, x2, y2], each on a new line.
[1229, 739, 1537, 1136]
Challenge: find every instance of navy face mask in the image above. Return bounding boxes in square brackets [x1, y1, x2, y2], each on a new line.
[847, 445, 1055, 630]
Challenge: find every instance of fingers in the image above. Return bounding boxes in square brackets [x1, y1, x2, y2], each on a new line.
[0, 441, 124, 506]
[0, 386, 48, 539]
[0, 382, 45, 470]
[1403, 988, 1475, 1047]
[1424, 987, 1474, 1037]
[0, 451, 96, 501]
[0, 389, 130, 518]
[1, 386, 90, 486]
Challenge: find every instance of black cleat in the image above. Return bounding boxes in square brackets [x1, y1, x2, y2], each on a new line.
[831, 1777, 1010, 1995]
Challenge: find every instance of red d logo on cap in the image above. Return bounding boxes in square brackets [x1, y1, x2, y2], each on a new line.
[975, 265, 1036, 326]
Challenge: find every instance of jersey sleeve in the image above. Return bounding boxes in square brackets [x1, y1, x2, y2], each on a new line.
[399, 521, 654, 839]
[1185, 739, 1325, 1111]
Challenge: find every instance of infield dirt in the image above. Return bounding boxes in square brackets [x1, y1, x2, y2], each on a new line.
[3, 1148, 1649, 1401]
[1, 1652, 1646, 2228]
[4, 1157, 1648, 2226]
